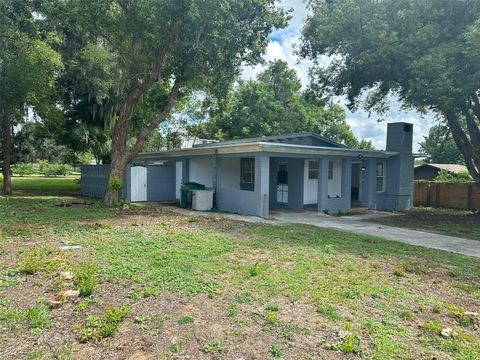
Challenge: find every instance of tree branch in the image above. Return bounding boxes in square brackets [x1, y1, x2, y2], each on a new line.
[127, 77, 182, 160]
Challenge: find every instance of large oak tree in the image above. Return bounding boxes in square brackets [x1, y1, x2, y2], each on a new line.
[49, 0, 287, 205]
[301, 0, 480, 181]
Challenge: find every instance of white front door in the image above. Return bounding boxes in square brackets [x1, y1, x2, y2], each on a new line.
[130, 166, 147, 202]
[303, 160, 318, 204]
[175, 161, 182, 199]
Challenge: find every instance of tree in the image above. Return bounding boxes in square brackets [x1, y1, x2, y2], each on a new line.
[301, 0, 480, 181]
[193, 60, 373, 148]
[0, 0, 62, 194]
[49, 0, 287, 205]
[419, 123, 464, 165]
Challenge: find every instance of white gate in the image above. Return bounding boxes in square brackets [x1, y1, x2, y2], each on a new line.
[130, 166, 147, 202]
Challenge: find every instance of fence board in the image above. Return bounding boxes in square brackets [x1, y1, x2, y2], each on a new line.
[413, 181, 480, 210]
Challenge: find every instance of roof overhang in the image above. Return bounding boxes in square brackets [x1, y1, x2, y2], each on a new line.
[135, 142, 399, 161]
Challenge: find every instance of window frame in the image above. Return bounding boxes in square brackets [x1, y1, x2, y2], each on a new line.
[376, 161, 386, 193]
[308, 160, 319, 180]
[240, 158, 255, 191]
[328, 161, 334, 180]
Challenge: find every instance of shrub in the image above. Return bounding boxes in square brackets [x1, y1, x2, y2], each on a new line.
[13, 163, 35, 177]
[38, 160, 73, 177]
[109, 176, 123, 191]
[73, 263, 97, 297]
[76, 305, 130, 342]
[434, 169, 473, 183]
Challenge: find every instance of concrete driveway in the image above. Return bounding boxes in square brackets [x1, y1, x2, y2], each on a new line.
[151, 203, 480, 258]
[270, 209, 480, 258]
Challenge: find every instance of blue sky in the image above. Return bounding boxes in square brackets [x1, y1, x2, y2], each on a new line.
[242, 0, 435, 151]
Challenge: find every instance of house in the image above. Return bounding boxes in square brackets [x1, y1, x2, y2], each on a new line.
[81, 122, 414, 218]
[414, 163, 467, 181]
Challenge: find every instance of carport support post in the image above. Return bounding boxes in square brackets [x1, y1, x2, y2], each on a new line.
[255, 153, 270, 218]
[342, 159, 352, 208]
[317, 158, 329, 213]
[366, 159, 377, 209]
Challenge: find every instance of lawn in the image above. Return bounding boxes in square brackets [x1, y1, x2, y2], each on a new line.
[366, 207, 480, 241]
[0, 177, 479, 359]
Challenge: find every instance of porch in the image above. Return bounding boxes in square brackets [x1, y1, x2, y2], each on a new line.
[179, 153, 384, 218]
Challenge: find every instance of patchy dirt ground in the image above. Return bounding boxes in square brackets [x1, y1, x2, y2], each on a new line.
[1, 195, 480, 359]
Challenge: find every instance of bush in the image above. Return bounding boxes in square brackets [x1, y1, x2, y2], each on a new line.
[38, 160, 73, 177]
[434, 169, 473, 183]
[13, 163, 35, 177]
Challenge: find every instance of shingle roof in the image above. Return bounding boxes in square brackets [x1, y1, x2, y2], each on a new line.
[415, 163, 467, 173]
[192, 132, 348, 149]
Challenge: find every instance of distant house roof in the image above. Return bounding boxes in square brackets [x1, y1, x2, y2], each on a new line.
[192, 132, 348, 149]
[415, 163, 467, 174]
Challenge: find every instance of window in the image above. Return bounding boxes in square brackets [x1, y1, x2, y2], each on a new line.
[328, 161, 334, 180]
[376, 162, 385, 192]
[277, 163, 288, 184]
[240, 158, 255, 186]
[308, 161, 318, 179]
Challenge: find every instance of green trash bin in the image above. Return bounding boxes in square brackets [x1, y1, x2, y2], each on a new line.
[180, 182, 205, 208]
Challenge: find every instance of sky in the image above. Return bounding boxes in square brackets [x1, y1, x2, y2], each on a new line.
[241, 0, 436, 151]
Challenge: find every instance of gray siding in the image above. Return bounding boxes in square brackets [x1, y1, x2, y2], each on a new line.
[216, 188, 258, 216]
[146, 165, 176, 201]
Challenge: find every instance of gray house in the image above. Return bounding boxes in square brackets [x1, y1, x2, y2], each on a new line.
[81, 122, 414, 218]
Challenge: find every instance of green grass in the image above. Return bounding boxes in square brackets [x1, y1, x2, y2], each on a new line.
[368, 207, 480, 240]
[1, 177, 480, 358]
[1, 175, 80, 195]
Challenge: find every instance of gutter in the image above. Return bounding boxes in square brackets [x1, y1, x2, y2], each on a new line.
[135, 141, 400, 161]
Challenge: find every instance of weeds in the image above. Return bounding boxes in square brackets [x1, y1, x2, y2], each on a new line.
[203, 340, 223, 353]
[178, 315, 194, 325]
[19, 247, 55, 274]
[76, 305, 130, 342]
[268, 345, 282, 358]
[266, 312, 278, 325]
[316, 303, 341, 321]
[26, 303, 51, 330]
[73, 263, 97, 297]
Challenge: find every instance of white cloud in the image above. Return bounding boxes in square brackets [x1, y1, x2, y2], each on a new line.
[241, 0, 434, 151]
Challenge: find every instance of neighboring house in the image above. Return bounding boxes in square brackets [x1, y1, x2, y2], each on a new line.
[414, 163, 467, 181]
[81, 122, 414, 218]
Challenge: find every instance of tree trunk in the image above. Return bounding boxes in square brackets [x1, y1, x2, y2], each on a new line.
[2, 110, 12, 195]
[444, 111, 480, 182]
[103, 78, 181, 206]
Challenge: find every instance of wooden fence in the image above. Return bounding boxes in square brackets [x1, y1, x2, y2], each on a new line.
[413, 181, 480, 210]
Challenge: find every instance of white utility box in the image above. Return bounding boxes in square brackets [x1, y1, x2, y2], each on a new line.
[191, 190, 214, 211]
